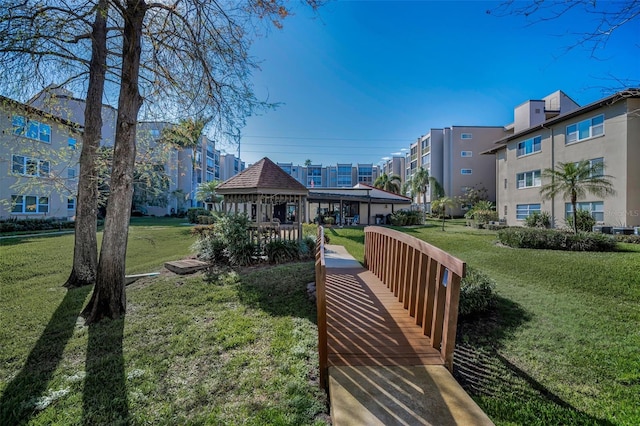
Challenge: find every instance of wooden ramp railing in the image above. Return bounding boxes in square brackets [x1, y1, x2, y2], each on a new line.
[363, 226, 466, 371]
[315, 225, 466, 390]
[315, 226, 328, 390]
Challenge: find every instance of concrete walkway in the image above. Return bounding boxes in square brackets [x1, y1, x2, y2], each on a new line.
[324, 244, 363, 269]
[323, 245, 494, 426]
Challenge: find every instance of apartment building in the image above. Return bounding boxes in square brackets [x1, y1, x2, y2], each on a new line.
[28, 87, 245, 216]
[277, 162, 380, 188]
[0, 95, 83, 219]
[485, 89, 640, 228]
[382, 156, 406, 183]
[406, 126, 508, 215]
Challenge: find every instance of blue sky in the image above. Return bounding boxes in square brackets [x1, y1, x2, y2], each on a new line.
[230, 0, 639, 167]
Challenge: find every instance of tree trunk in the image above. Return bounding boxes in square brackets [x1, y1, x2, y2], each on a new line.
[64, 0, 109, 288]
[571, 192, 578, 233]
[83, 1, 147, 323]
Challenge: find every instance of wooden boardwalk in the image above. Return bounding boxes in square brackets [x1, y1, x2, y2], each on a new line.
[326, 266, 443, 368]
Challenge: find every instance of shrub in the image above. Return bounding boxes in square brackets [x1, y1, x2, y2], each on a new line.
[524, 211, 551, 229]
[264, 240, 300, 264]
[497, 227, 617, 251]
[566, 209, 596, 232]
[0, 217, 75, 233]
[300, 235, 317, 259]
[465, 201, 498, 228]
[459, 266, 496, 316]
[197, 215, 216, 225]
[187, 207, 210, 224]
[228, 241, 257, 266]
[486, 223, 509, 231]
[390, 210, 417, 226]
[615, 234, 640, 244]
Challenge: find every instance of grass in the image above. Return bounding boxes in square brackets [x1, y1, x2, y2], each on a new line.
[326, 220, 640, 426]
[0, 217, 328, 425]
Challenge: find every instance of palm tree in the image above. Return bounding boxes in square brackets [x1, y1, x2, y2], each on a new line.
[432, 196, 457, 231]
[374, 173, 402, 194]
[540, 160, 615, 233]
[411, 167, 429, 213]
[196, 180, 222, 211]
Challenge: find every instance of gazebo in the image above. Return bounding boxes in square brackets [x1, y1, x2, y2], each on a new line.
[216, 157, 309, 242]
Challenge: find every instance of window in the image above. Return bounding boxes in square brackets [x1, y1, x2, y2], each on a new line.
[68, 137, 77, 150]
[12, 115, 51, 143]
[566, 114, 604, 144]
[461, 133, 473, 140]
[461, 151, 473, 158]
[11, 195, 49, 214]
[516, 136, 542, 157]
[68, 168, 76, 179]
[150, 129, 161, 138]
[67, 198, 76, 210]
[504, 178, 507, 189]
[516, 204, 541, 220]
[12, 155, 49, 177]
[565, 201, 604, 222]
[516, 170, 541, 189]
[461, 169, 472, 175]
[588, 157, 604, 177]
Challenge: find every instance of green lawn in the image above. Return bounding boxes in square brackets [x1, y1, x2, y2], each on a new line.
[327, 221, 640, 426]
[0, 217, 328, 425]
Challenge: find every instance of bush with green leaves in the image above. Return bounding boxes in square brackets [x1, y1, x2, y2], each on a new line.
[566, 209, 596, 232]
[300, 235, 317, 259]
[497, 227, 616, 251]
[193, 213, 257, 266]
[389, 210, 422, 226]
[524, 211, 551, 228]
[264, 240, 300, 264]
[0, 217, 75, 233]
[459, 266, 496, 316]
[615, 234, 640, 244]
[187, 207, 210, 223]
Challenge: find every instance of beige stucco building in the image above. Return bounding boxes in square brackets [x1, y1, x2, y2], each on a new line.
[485, 90, 640, 228]
[0, 96, 82, 219]
[407, 126, 508, 216]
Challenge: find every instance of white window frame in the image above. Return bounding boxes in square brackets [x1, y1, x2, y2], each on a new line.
[11, 195, 49, 214]
[461, 133, 473, 140]
[67, 198, 76, 210]
[516, 203, 541, 220]
[566, 114, 604, 144]
[461, 168, 473, 175]
[516, 136, 542, 157]
[68, 168, 77, 179]
[516, 170, 541, 189]
[68, 137, 77, 150]
[461, 151, 473, 158]
[565, 201, 604, 222]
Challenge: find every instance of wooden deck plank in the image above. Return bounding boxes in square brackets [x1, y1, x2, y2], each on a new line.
[325, 266, 444, 368]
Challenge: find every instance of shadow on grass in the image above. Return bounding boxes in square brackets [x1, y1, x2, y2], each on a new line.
[0, 286, 91, 424]
[82, 317, 129, 425]
[327, 227, 364, 245]
[454, 295, 615, 425]
[236, 262, 317, 323]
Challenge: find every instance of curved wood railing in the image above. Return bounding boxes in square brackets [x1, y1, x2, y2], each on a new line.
[315, 226, 328, 390]
[364, 226, 466, 371]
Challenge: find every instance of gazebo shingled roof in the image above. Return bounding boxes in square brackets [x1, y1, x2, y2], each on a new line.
[217, 157, 308, 195]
